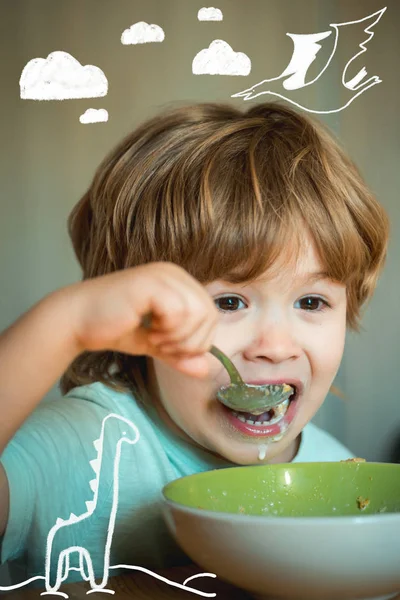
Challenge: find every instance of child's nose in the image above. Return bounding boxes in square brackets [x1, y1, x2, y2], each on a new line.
[244, 320, 301, 363]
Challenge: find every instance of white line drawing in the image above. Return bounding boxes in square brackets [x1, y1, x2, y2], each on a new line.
[192, 40, 251, 75]
[232, 7, 386, 114]
[42, 414, 140, 595]
[121, 21, 165, 45]
[0, 413, 217, 598]
[79, 109, 109, 124]
[19, 51, 108, 101]
[198, 7, 223, 21]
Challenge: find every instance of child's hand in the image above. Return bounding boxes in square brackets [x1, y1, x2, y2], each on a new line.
[71, 262, 219, 378]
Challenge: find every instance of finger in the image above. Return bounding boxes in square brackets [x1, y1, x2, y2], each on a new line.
[145, 289, 196, 335]
[158, 316, 217, 356]
[147, 272, 217, 337]
[148, 311, 208, 346]
[148, 293, 217, 345]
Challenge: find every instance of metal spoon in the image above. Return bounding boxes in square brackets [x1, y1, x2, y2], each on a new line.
[208, 345, 294, 415]
[141, 313, 294, 415]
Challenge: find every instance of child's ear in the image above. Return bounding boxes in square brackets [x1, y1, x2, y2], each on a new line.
[329, 384, 346, 400]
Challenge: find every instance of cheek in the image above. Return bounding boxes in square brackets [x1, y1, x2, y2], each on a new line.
[312, 321, 346, 374]
[152, 359, 209, 409]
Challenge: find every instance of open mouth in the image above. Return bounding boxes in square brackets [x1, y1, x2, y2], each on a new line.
[225, 386, 298, 427]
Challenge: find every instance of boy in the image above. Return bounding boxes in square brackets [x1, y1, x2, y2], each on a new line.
[0, 102, 390, 587]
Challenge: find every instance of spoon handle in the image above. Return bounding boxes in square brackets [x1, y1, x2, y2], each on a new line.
[208, 345, 244, 386]
[140, 313, 243, 386]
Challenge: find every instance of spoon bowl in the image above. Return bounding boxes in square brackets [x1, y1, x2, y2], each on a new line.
[215, 381, 294, 414]
[208, 344, 295, 413]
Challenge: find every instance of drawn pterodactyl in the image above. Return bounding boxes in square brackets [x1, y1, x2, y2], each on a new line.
[232, 7, 386, 114]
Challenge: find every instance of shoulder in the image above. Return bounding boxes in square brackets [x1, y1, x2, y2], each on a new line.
[64, 382, 169, 450]
[294, 421, 356, 462]
[2, 382, 147, 452]
[64, 381, 144, 418]
[0, 382, 167, 566]
[0, 382, 158, 499]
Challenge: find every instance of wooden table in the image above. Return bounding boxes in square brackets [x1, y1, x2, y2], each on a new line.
[0, 565, 253, 599]
[2, 565, 400, 599]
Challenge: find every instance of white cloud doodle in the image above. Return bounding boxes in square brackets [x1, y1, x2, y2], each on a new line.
[79, 108, 109, 124]
[19, 51, 108, 100]
[121, 21, 165, 44]
[198, 7, 223, 21]
[192, 40, 251, 75]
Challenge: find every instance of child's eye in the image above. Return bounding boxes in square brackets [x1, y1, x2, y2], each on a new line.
[296, 296, 331, 312]
[214, 295, 246, 312]
[214, 295, 331, 314]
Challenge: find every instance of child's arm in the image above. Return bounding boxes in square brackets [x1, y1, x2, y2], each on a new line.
[0, 262, 218, 536]
[0, 289, 80, 540]
[0, 288, 82, 454]
[0, 464, 8, 538]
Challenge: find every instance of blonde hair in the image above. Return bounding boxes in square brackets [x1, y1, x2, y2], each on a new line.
[59, 102, 390, 402]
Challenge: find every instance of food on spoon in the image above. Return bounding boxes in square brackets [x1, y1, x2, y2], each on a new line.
[217, 382, 296, 414]
[341, 458, 366, 463]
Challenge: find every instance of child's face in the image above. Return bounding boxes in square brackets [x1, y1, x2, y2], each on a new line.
[148, 232, 347, 465]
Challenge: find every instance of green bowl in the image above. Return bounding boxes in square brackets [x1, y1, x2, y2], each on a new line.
[162, 462, 400, 600]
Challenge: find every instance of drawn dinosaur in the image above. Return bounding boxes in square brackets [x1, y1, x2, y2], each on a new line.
[42, 413, 140, 596]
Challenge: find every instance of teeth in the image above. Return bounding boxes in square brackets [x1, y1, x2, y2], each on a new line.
[232, 399, 290, 426]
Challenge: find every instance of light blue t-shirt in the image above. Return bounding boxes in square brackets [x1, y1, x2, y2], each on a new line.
[0, 382, 355, 588]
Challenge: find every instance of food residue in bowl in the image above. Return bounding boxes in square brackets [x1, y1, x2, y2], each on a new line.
[341, 457, 366, 463]
[356, 496, 370, 510]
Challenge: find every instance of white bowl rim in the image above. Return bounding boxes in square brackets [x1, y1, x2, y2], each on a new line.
[162, 496, 400, 526]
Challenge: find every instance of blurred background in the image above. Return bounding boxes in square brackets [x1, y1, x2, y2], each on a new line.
[0, 0, 399, 556]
